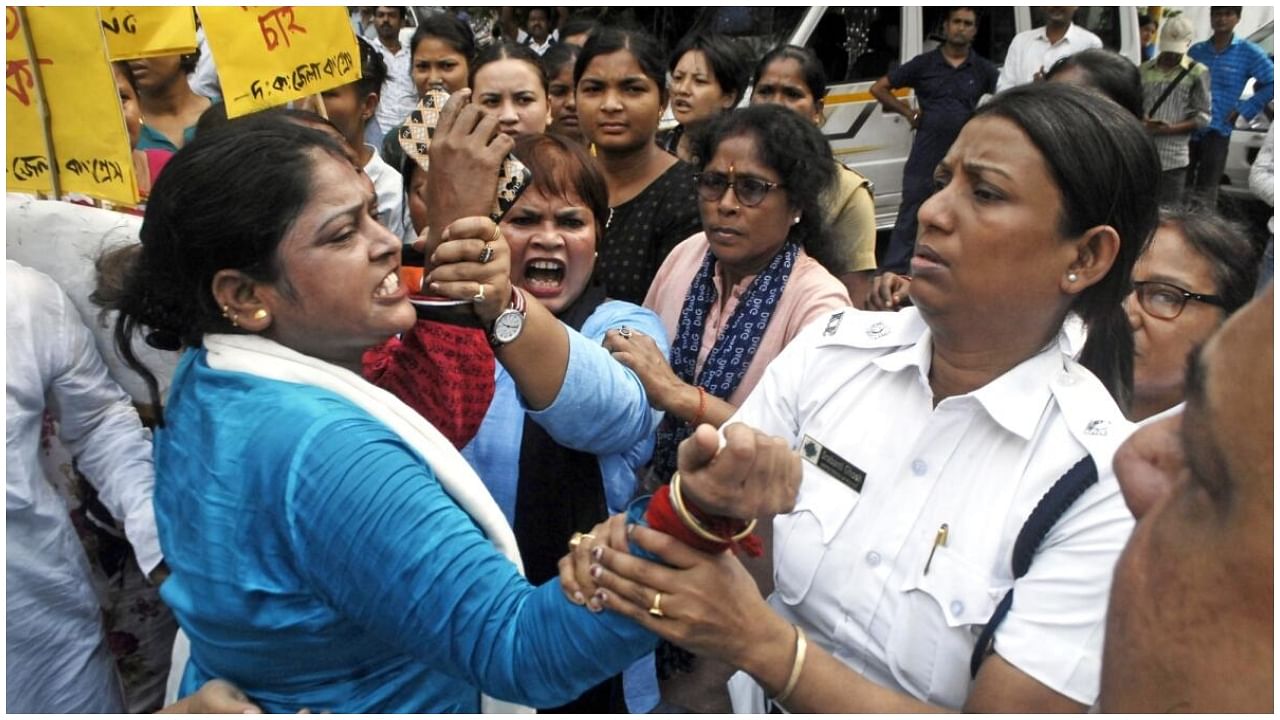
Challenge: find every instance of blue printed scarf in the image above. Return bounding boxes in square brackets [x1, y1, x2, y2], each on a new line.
[650, 241, 799, 482]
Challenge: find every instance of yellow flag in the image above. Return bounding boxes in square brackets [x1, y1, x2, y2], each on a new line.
[27, 6, 138, 205]
[101, 6, 197, 60]
[198, 6, 360, 118]
[5, 7, 54, 195]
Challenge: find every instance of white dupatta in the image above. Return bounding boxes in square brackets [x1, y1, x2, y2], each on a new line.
[165, 333, 531, 714]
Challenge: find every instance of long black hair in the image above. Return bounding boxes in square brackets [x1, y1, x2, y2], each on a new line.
[975, 82, 1160, 407]
[92, 117, 349, 420]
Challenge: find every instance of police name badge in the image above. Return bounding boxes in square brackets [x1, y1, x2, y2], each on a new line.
[801, 435, 866, 493]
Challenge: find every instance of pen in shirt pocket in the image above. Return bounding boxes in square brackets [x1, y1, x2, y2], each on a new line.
[923, 523, 949, 575]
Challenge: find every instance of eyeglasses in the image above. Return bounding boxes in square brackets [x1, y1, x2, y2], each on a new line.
[1131, 280, 1226, 320]
[693, 172, 781, 208]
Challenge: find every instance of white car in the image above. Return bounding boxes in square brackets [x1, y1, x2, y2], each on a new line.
[669, 7, 1141, 230]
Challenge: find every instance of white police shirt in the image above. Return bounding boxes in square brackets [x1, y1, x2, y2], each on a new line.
[727, 307, 1135, 710]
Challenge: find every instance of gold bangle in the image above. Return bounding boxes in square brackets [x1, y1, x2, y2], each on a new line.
[670, 471, 759, 544]
[772, 625, 808, 708]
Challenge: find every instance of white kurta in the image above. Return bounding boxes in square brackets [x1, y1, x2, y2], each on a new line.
[6, 261, 161, 713]
[363, 144, 412, 242]
[727, 307, 1135, 710]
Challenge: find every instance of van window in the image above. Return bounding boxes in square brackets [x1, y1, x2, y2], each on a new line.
[684, 7, 807, 68]
[806, 7, 903, 84]
[920, 7, 1017, 64]
[1030, 7, 1123, 51]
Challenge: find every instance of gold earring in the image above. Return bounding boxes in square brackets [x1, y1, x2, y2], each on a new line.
[221, 304, 240, 328]
[252, 308, 269, 321]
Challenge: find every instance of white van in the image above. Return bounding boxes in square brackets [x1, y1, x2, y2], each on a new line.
[680, 7, 1141, 230]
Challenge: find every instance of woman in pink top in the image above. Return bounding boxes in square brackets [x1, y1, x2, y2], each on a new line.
[605, 104, 849, 485]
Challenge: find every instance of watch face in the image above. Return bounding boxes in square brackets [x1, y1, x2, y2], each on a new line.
[492, 309, 524, 343]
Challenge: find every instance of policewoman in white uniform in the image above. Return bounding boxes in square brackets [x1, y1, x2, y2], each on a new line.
[579, 83, 1163, 713]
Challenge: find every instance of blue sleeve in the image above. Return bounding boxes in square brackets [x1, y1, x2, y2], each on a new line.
[285, 416, 656, 707]
[1187, 42, 1210, 66]
[1239, 44, 1274, 119]
[887, 52, 926, 88]
[527, 302, 668, 457]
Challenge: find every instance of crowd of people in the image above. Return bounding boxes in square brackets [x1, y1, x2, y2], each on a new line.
[6, 4, 1274, 715]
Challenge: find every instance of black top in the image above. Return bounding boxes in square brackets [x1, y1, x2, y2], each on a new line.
[887, 48, 998, 180]
[596, 159, 702, 305]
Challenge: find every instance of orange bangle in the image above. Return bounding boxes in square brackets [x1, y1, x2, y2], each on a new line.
[690, 385, 707, 428]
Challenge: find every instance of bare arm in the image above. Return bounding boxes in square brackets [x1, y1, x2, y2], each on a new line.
[592, 527, 1086, 713]
[870, 75, 918, 127]
[841, 270, 874, 310]
[602, 329, 736, 428]
[426, 217, 569, 410]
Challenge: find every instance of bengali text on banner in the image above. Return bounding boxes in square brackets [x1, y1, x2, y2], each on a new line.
[198, 6, 359, 118]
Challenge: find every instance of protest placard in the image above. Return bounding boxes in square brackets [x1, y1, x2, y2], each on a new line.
[27, 6, 138, 205]
[101, 6, 198, 60]
[198, 6, 360, 118]
[6, 7, 54, 195]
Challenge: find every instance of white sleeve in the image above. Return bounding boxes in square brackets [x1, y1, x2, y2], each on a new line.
[992, 470, 1134, 704]
[1250, 124, 1274, 207]
[996, 35, 1023, 93]
[41, 273, 162, 574]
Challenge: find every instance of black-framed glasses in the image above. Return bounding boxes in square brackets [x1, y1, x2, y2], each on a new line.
[693, 172, 781, 207]
[1131, 280, 1226, 320]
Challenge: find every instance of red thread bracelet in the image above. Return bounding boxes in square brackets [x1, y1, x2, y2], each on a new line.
[690, 385, 707, 427]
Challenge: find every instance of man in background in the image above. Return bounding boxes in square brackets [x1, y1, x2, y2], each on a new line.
[871, 7, 997, 276]
[1140, 14, 1211, 205]
[997, 6, 1101, 91]
[1185, 5, 1274, 208]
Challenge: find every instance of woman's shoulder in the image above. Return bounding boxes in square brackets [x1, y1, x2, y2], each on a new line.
[653, 158, 698, 194]
[831, 161, 872, 194]
[788, 248, 854, 299]
[182, 354, 405, 446]
[648, 232, 709, 289]
[588, 299, 665, 336]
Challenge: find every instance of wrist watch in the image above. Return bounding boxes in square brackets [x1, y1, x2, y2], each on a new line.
[487, 287, 526, 348]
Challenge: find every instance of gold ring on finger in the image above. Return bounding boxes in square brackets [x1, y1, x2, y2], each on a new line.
[472, 283, 486, 304]
[649, 591, 665, 618]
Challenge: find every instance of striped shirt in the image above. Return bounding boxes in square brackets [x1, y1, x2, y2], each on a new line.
[1187, 35, 1274, 138]
[1141, 56, 1212, 170]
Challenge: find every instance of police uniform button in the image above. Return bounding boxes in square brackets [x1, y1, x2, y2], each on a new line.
[911, 459, 928, 476]
[866, 551, 881, 567]
[950, 600, 965, 617]
[866, 321, 889, 339]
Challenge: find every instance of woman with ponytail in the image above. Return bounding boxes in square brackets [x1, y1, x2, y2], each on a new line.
[566, 82, 1161, 714]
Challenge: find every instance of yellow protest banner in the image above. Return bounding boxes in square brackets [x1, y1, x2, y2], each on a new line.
[198, 6, 360, 118]
[27, 6, 139, 205]
[6, 7, 54, 195]
[101, 6, 197, 60]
